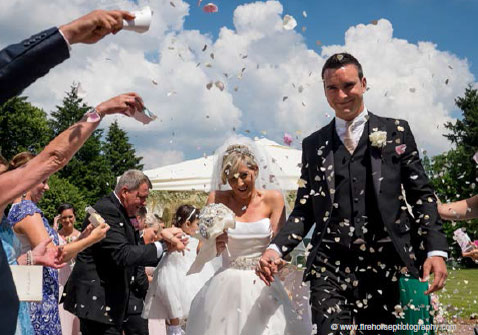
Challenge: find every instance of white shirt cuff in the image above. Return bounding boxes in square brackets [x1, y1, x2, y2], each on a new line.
[427, 250, 448, 259]
[267, 243, 283, 258]
[154, 241, 164, 258]
[58, 28, 72, 51]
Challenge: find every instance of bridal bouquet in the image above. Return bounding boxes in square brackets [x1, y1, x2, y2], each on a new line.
[187, 203, 235, 275]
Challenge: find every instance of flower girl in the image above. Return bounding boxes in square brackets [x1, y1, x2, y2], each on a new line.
[142, 205, 217, 335]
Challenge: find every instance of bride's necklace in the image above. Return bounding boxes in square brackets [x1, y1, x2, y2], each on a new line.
[232, 190, 258, 212]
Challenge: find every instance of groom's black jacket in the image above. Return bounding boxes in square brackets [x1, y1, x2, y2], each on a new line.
[62, 192, 160, 327]
[272, 112, 448, 280]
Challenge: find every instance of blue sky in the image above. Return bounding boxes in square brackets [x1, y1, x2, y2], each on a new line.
[184, 0, 478, 78]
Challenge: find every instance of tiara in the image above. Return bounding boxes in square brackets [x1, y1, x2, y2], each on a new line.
[223, 144, 255, 162]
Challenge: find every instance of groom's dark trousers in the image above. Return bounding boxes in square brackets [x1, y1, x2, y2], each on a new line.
[272, 113, 448, 335]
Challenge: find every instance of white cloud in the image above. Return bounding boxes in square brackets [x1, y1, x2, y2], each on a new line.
[2, 1, 475, 167]
[139, 148, 184, 170]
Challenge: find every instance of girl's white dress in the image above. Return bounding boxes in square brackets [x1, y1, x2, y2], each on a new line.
[142, 237, 217, 320]
[185, 219, 310, 335]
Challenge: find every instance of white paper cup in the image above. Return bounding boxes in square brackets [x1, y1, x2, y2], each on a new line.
[123, 6, 153, 33]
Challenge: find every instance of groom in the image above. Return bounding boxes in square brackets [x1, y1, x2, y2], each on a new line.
[258, 53, 448, 333]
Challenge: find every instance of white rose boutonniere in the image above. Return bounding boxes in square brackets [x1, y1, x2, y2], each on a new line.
[369, 130, 387, 148]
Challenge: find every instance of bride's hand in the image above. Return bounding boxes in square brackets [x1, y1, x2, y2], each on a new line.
[256, 249, 282, 286]
[216, 232, 228, 256]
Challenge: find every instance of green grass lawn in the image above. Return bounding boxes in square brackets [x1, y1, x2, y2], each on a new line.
[436, 268, 478, 319]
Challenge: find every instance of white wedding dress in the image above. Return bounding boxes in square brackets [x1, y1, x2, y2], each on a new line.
[186, 218, 310, 335]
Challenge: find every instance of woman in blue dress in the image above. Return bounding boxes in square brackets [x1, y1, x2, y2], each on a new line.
[0, 215, 35, 335]
[7, 152, 110, 335]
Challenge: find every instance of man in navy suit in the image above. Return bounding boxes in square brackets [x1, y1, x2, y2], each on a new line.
[0, 9, 135, 334]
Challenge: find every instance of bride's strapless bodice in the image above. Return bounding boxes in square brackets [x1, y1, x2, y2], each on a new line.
[222, 218, 272, 268]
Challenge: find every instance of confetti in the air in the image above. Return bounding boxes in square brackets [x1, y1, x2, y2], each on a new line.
[283, 133, 293, 146]
[283, 15, 297, 30]
[203, 3, 218, 13]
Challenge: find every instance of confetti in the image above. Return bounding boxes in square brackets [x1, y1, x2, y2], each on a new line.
[283, 133, 293, 146]
[283, 15, 297, 30]
[215, 80, 225, 91]
[203, 3, 218, 13]
[395, 144, 407, 155]
[473, 152, 478, 164]
[297, 178, 307, 188]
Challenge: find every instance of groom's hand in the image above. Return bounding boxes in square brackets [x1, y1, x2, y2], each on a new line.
[422, 256, 447, 295]
[256, 249, 284, 286]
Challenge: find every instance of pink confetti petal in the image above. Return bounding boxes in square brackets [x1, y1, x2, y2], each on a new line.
[283, 133, 293, 146]
[473, 151, 478, 164]
[203, 2, 218, 13]
[395, 144, 406, 155]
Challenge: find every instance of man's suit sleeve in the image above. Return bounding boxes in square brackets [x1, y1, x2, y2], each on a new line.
[95, 204, 160, 268]
[400, 121, 448, 254]
[271, 137, 316, 256]
[0, 27, 70, 104]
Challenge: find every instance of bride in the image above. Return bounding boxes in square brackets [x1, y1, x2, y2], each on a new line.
[186, 137, 310, 335]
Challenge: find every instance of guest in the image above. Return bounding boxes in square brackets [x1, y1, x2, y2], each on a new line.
[123, 207, 150, 335]
[438, 195, 478, 260]
[142, 212, 167, 335]
[57, 204, 81, 243]
[7, 152, 111, 335]
[63, 170, 187, 335]
[0, 156, 64, 335]
[0, 9, 135, 104]
[143, 205, 216, 335]
[0, 9, 140, 334]
[57, 203, 83, 335]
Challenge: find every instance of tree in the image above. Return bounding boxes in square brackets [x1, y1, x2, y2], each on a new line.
[0, 97, 52, 159]
[48, 86, 113, 205]
[38, 174, 88, 228]
[103, 120, 143, 187]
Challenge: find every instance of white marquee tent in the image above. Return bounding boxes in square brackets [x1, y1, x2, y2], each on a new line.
[143, 138, 302, 192]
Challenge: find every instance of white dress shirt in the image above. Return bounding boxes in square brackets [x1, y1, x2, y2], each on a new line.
[269, 107, 447, 259]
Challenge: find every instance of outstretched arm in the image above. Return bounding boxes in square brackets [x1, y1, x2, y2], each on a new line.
[438, 195, 478, 221]
[0, 10, 135, 103]
[0, 93, 143, 207]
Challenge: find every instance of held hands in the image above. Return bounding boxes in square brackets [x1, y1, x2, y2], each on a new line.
[256, 249, 287, 286]
[59, 10, 135, 44]
[95, 93, 145, 118]
[422, 256, 448, 295]
[159, 227, 188, 253]
[31, 238, 67, 269]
